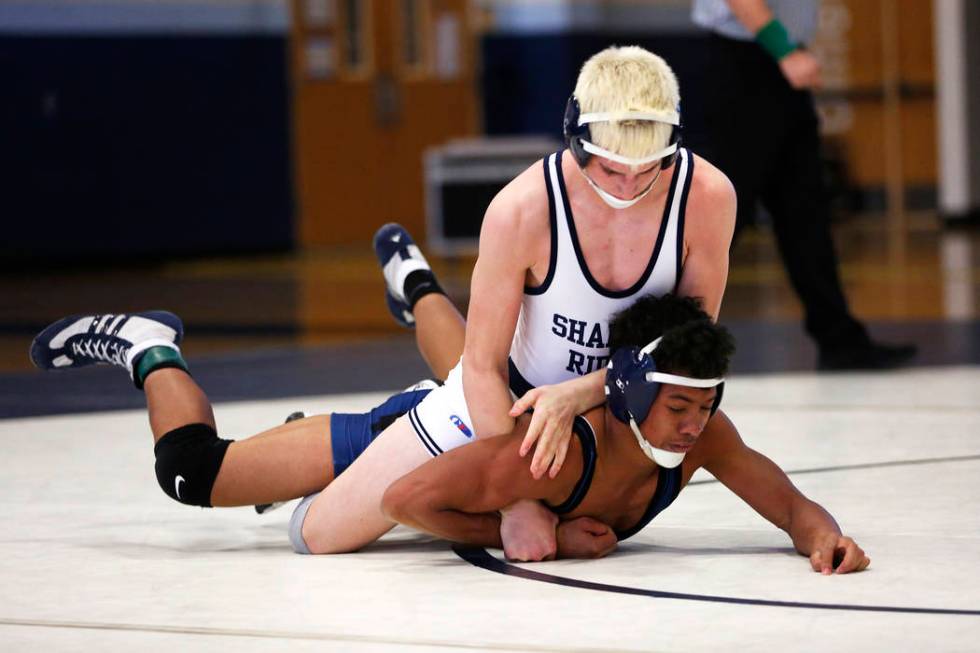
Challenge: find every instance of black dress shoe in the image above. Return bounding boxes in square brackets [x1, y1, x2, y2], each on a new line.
[818, 341, 918, 371]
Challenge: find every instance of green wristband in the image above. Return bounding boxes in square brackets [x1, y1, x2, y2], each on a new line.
[755, 19, 797, 61]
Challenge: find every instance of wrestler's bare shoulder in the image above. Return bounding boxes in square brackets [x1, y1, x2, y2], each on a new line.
[482, 158, 551, 240]
[685, 154, 737, 231]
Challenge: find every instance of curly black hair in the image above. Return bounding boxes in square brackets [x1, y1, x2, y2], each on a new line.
[607, 293, 736, 379]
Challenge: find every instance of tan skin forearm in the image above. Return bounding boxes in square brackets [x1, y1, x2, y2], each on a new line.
[382, 428, 578, 548]
[402, 509, 503, 549]
[785, 496, 842, 556]
[383, 477, 505, 548]
[700, 413, 847, 560]
[462, 194, 534, 438]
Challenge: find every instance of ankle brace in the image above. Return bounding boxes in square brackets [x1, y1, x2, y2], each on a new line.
[134, 346, 189, 389]
[403, 269, 445, 309]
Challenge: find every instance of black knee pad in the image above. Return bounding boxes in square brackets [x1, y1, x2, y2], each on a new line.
[154, 423, 232, 507]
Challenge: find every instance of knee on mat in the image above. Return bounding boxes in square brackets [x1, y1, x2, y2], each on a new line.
[153, 423, 232, 508]
[303, 529, 362, 555]
[289, 494, 361, 555]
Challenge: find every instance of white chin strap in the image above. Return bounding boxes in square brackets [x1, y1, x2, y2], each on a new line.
[581, 169, 658, 210]
[626, 336, 725, 468]
[574, 107, 679, 209]
[629, 418, 686, 468]
[577, 107, 679, 166]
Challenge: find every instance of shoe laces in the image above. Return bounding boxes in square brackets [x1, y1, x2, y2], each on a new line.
[71, 337, 128, 366]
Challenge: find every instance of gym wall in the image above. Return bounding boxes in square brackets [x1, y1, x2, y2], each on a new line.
[0, 0, 294, 265]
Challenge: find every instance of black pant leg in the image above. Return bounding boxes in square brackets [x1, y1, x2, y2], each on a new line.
[695, 36, 775, 239]
[759, 87, 866, 348]
[697, 35, 866, 349]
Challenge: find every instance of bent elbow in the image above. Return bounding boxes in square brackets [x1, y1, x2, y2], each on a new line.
[383, 479, 445, 530]
[380, 485, 406, 522]
[462, 355, 509, 387]
[382, 480, 427, 524]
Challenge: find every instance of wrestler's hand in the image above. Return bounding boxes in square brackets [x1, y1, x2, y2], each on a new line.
[556, 517, 618, 559]
[510, 382, 583, 479]
[809, 533, 870, 575]
[499, 499, 558, 562]
[779, 49, 822, 89]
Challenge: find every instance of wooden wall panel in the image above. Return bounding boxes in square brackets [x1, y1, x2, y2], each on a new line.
[813, 0, 936, 189]
[898, 0, 935, 86]
[900, 99, 938, 185]
[290, 0, 477, 248]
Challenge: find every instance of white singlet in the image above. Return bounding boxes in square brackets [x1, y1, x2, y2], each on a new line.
[509, 148, 693, 395]
[409, 147, 694, 454]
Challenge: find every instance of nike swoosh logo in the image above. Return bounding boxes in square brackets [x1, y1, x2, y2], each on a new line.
[175, 475, 185, 499]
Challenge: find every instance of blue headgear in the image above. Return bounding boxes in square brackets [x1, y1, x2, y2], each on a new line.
[562, 94, 682, 170]
[605, 336, 725, 468]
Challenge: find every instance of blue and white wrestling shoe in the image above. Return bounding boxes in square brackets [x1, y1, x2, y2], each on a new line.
[30, 311, 184, 383]
[373, 223, 433, 329]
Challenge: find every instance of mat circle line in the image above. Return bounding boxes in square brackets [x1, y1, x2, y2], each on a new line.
[454, 454, 980, 616]
[453, 546, 980, 616]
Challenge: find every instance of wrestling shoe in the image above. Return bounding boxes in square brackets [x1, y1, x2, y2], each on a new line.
[818, 340, 918, 371]
[373, 223, 440, 329]
[255, 410, 307, 515]
[30, 311, 184, 383]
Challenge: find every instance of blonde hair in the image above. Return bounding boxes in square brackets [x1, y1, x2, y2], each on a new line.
[573, 46, 680, 164]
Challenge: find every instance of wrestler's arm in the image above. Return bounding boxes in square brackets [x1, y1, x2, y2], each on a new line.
[381, 423, 581, 551]
[457, 167, 589, 559]
[673, 157, 736, 320]
[697, 411, 871, 574]
[510, 370, 607, 478]
[462, 181, 538, 439]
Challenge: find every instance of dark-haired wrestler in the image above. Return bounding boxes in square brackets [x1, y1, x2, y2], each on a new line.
[31, 294, 867, 573]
